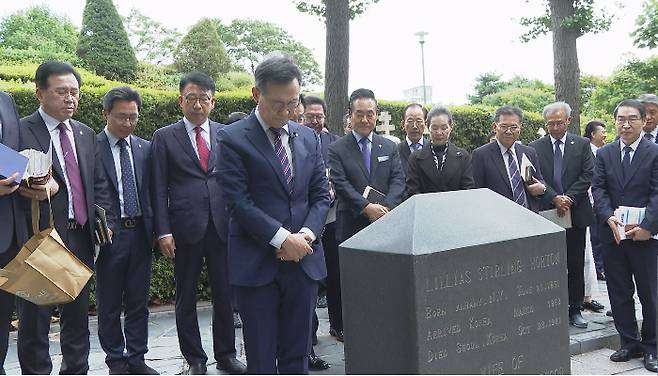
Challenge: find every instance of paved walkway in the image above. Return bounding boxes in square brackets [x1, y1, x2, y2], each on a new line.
[3, 280, 651, 374]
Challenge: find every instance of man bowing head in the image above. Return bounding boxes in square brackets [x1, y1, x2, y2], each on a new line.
[217, 54, 330, 374]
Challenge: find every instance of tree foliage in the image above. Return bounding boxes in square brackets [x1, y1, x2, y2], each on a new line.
[519, 0, 613, 42]
[632, 0, 658, 49]
[122, 8, 182, 65]
[174, 18, 231, 79]
[0, 6, 78, 55]
[469, 72, 507, 104]
[77, 0, 138, 81]
[217, 19, 322, 85]
[294, 0, 380, 20]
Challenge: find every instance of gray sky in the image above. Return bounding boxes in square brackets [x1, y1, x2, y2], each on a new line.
[0, 0, 652, 104]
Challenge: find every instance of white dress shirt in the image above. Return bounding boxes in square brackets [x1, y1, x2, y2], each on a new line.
[620, 136, 642, 163]
[183, 117, 211, 157]
[255, 107, 314, 249]
[497, 140, 522, 187]
[549, 134, 567, 157]
[104, 128, 141, 218]
[39, 107, 79, 219]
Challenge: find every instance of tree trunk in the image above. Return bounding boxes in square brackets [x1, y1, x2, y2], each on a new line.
[324, 0, 350, 135]
[550, 0, 581, 135]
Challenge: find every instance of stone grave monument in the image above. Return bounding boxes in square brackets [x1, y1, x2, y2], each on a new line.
[339, 188, 570, 374]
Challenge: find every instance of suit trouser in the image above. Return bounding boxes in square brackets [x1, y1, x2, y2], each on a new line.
[173, 220, 235, 365]
[322, 222, 342, 332]
[566, 226, 586, 311]
[95, 223, 152, 370]
[602, 239, 657, 355]
[0, 241, 18, 374]
[589, 223, 605, 273]
[17, 226, 93, 375]
[236, 262, 318, 375]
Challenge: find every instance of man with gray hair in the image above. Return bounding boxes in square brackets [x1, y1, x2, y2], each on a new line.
[639, 94, 658, 144]
[529, 101, 594, 329]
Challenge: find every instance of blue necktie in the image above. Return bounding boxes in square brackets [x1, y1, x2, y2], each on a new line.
[360, 137, 371, 175]
[553, 139, 564, 195]
[507, 149, 528, 208]
[622, 145, 632, 181]
[412, 142, 422, 151]
[118, 139, 139, 217]
[270, 128, 294, 194]
[644, 133, 654, 143]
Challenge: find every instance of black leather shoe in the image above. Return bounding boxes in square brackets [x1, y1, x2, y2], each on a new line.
[329, 328, 344, 342]
[188, 363, 207, 375]
[569, 311, 588, 328]
[582, 300, 605, 312]
[309, 353, 330, 370]
[129, 363, 159, 375]
[610, 348, 643, 362]
[109, 366, 130, 375]
[233, 312, 242, 328]
[645, 354, 658, 372]
[217, 358, 247, 375]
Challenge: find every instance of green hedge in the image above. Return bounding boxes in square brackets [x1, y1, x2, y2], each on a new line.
[2, 76, 549, 305]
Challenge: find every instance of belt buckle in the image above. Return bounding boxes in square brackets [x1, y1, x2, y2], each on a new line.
[124, 218, 136, 229]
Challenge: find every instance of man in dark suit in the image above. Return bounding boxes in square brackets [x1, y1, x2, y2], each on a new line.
[151, 73, 245, 375]
[639, 94, 658, 144]
[529, 102, 594, 329]
[592, 99, 658, 372]
[301, 95, 338, 370]
[398, 103, 428, 176]
[406, 105, 474, 195]
[0, 91, 58, 375]
[472, 105, 547, 212]
[95, 87, 158, 375]
[328, 88, 406, 244]
[217, 55, 330, 374]
[16, 61, 115, 375]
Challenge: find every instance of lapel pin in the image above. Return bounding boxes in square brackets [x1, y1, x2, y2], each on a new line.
[79, 131, 83, 135]
[570, 141, 575, 145]
[138, 144, 142, 148]
[378, 144, 382, 148]
[456, 151, 461, 156]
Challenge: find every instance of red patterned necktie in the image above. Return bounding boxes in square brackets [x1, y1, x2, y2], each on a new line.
[194, 126, 210, 172]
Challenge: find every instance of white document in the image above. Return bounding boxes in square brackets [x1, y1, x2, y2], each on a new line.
[613, 206, 658, 240]
[520, 153, 535, 183]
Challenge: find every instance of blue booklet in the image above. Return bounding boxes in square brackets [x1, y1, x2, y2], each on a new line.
[0, 142, 28, 185]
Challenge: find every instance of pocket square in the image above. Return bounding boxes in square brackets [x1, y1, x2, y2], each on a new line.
[377, 156, 389, 162]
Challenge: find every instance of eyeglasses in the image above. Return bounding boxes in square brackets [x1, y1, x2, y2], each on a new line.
[404, 119, 425, 127]
[109, 113, 139, 124]
[497, 124, 520, 132]
[545, 120, 567, 128]
[184, 95, 212, 105]
[615, 116, 642, 125]
[303, 114, 325, 122]
[267, 97, 300, 112]
[53, 88, 80, 99]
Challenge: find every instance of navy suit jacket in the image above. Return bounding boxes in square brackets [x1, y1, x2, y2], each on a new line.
[319, 130, 339, 163]
[592, 138, 658, 244]
[19, 111, 116, 265]
[217, 113, 330, 287]
[529, 134, 594, 228]
[97, 131, 154, 243]
[327, 132, 406, 243]
[151, 120, 228, 245]
[472, 141, 546, 212]
[0, 92, 27, 253]
[398, 137, 428, 177]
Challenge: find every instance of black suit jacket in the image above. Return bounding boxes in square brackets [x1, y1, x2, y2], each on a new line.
[0, 92, 27, 253]
[151, 120, 228, 244]
[398, 137, 428, 177]
[19, 111, 116, 265]
[472, 141, 546, 212]
[529, 134, 594, 228]
[406, 142, 474, 196]
[592, 138, 658, 244]
[328, 132, 406, 242]
[97, 131, 154, 244]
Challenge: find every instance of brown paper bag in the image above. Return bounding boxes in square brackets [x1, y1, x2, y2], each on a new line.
[0, 190, 93, 305]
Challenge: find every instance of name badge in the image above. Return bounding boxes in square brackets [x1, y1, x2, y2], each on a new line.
[378, 156, 389, 162]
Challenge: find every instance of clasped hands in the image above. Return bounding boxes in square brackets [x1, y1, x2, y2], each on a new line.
[276, 232, 313, 262]
[363, 203, 389, 223]
[607, 216, 652, 244]
[552, 195, 573, 217]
